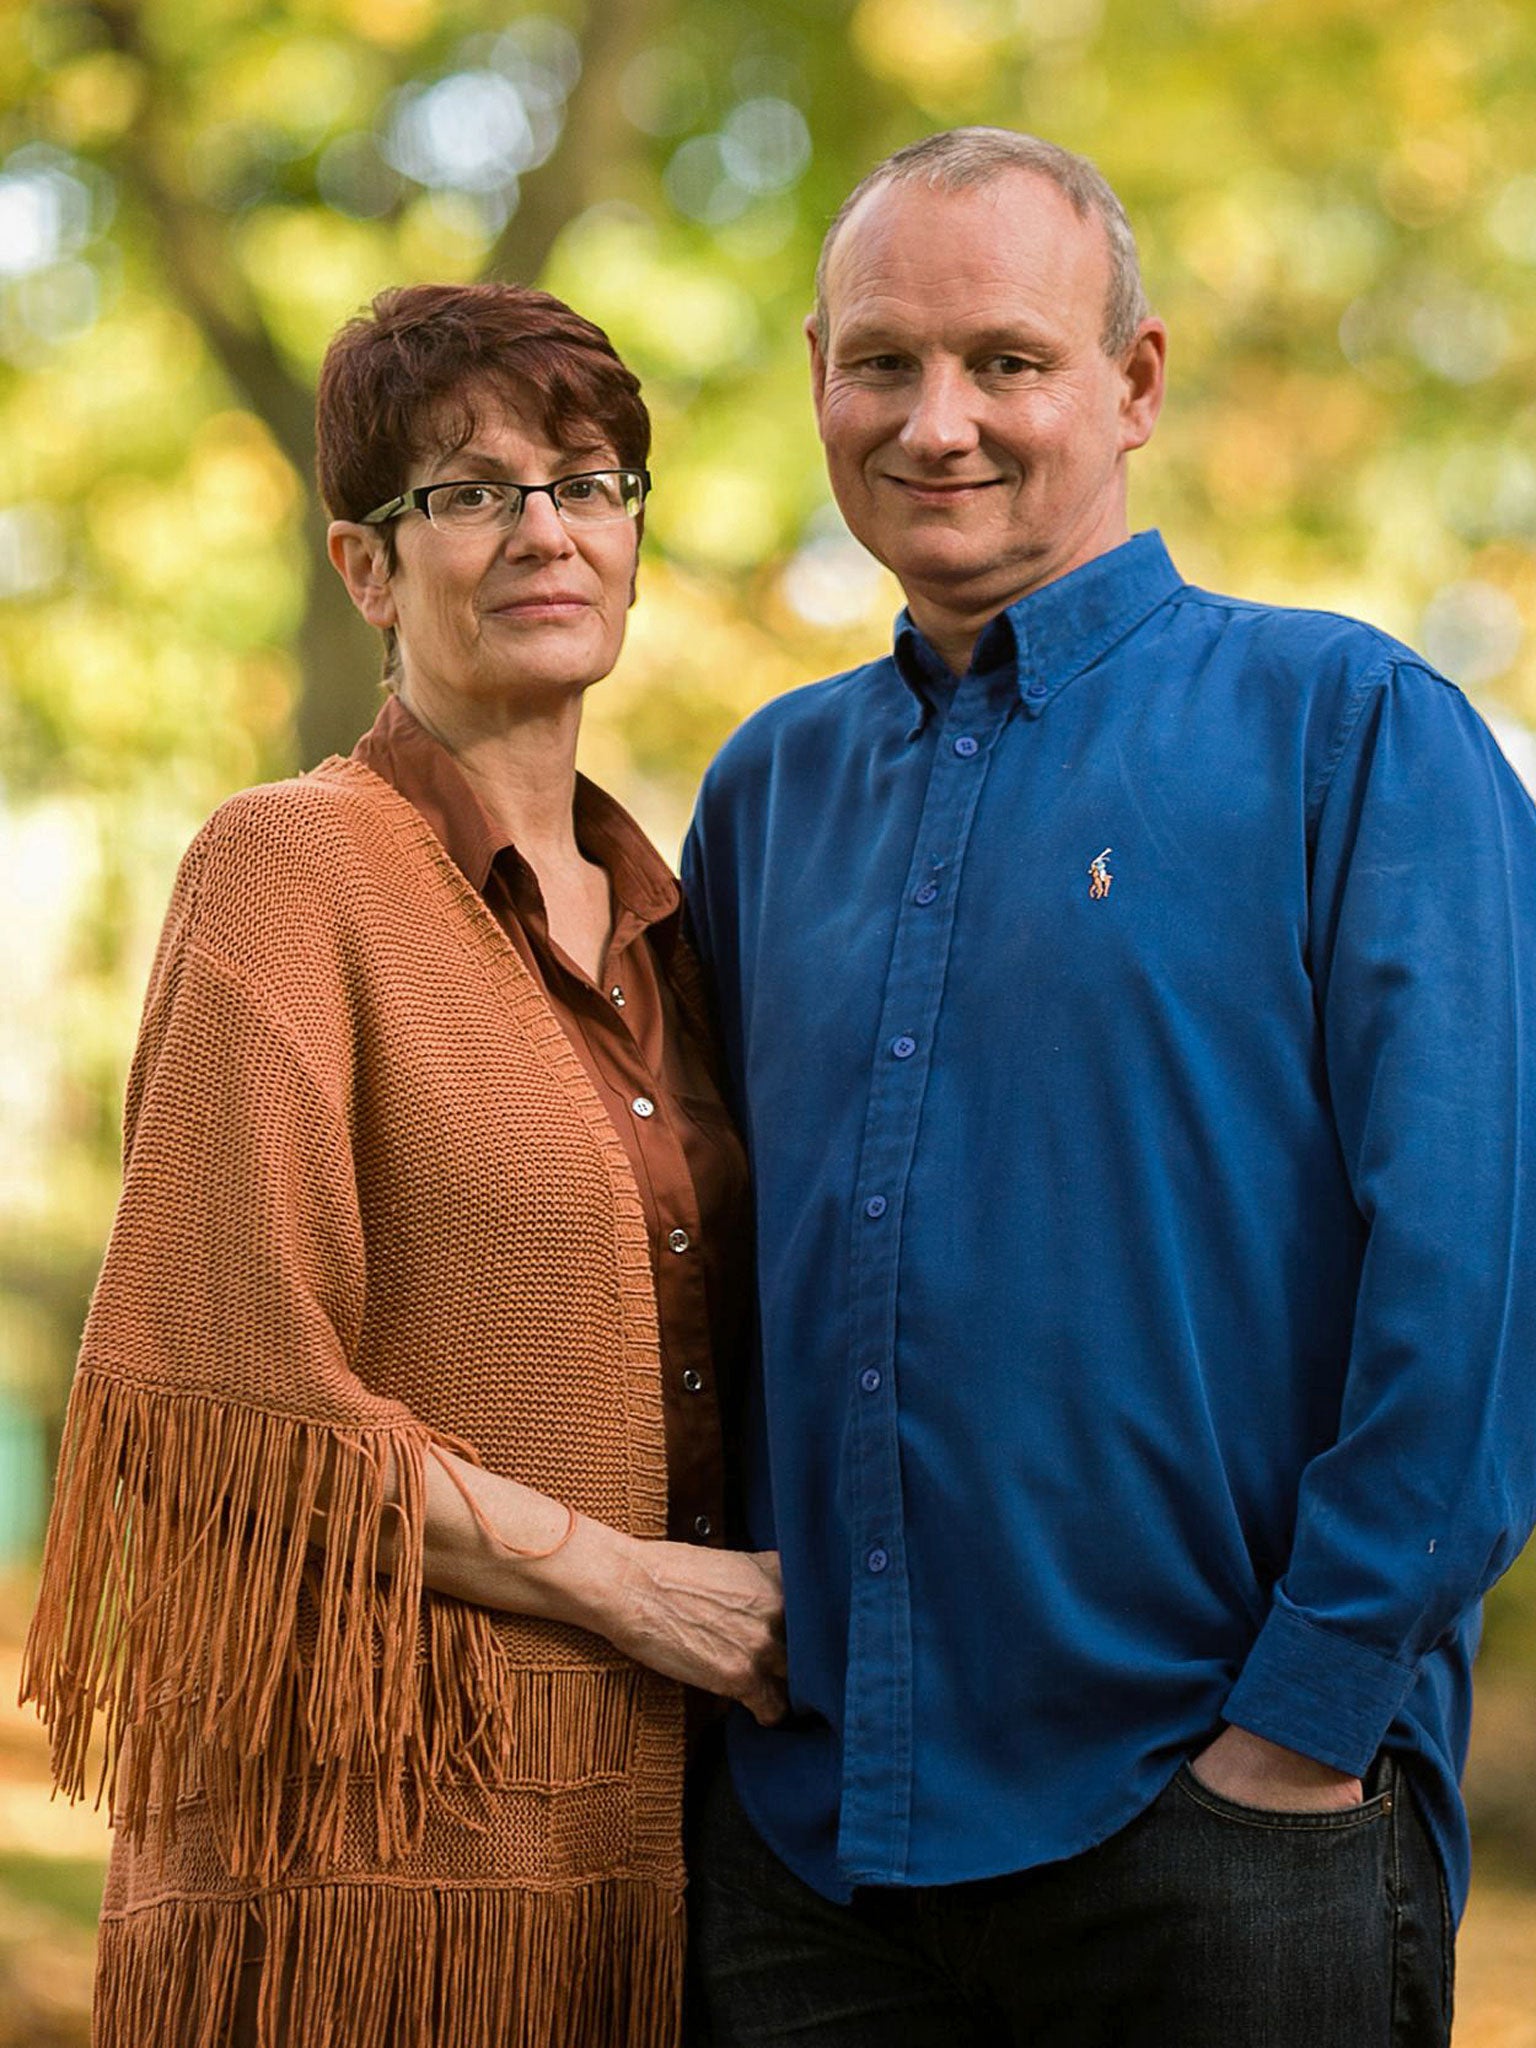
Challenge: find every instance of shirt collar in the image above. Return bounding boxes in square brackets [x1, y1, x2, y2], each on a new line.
[892, 531, 1184, 723]
[351, 692, 680, 929]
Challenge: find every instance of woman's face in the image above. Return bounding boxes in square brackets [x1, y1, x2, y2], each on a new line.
[373, 403, 640, 715]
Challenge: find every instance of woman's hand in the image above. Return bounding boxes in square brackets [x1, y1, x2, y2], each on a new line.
[569, 1521, 788, 1726]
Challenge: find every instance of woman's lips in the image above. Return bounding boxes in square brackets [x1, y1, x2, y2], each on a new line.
[484, 593, 590, 619]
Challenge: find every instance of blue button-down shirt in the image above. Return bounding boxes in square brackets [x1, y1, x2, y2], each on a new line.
[682, 533, 1536, 1917]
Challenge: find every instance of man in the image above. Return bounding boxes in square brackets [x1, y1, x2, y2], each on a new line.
[681, 129, 1536, 2046]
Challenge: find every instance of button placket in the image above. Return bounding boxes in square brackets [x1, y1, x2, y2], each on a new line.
[838, 666, 1010, 1882]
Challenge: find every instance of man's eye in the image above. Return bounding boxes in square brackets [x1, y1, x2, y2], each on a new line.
[988, 355, 1031, 375]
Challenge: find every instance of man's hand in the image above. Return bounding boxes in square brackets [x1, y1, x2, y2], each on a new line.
[1189, 1725, 1364, 1811]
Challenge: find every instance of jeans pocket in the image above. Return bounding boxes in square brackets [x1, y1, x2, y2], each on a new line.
[1174, 1760, 1393, 1833]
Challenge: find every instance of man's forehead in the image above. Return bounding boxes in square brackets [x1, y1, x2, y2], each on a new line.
[823, 169, 1110, 325]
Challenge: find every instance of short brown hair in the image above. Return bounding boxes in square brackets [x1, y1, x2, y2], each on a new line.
[814, 129, 1150, 357]
[315, 281, 651, 527]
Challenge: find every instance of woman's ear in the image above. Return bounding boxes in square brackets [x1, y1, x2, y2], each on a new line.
[328, 522, 398, 629]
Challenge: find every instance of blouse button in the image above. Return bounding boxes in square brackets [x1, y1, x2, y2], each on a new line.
[632, 1096, 655, 1119]
[667, 1227, 691, 1254]
[610, 985, 626, 1008]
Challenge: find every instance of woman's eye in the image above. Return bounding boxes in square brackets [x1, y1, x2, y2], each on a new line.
[561, 478, 598, 501]
[448, 485, 493, 509]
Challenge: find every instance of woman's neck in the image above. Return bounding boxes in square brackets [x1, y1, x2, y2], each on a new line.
[395, 679, 586, 869]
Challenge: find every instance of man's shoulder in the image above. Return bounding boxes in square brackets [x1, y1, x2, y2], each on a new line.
[1171, 582, 1446, 697]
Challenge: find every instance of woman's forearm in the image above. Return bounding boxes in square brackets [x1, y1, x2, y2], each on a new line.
[377, 1443, 788, 1724]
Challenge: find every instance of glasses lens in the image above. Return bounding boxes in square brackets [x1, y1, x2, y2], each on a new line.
[554, 472, 646, 522]
[425, 482, 515, 528]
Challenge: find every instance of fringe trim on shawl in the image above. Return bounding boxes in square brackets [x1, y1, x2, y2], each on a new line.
[95, 1877, 685, 2048]
[19, 1365, 521, 1879]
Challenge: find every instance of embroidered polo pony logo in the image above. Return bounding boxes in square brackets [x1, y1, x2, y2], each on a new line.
[1088, 848, 1114, 900]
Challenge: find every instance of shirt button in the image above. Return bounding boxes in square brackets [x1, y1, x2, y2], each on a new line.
[667, 1227, 691, 1253]
[953, 734, 979, 758]
[863, 1194, 888, 1220]
[866, 1546, 889, 1574]
[914, 881, 939, 906]
[860, 1367, 882, 1393]
[682, 1368, 705, 1393]
[1026, 680, 1048, 701]
[610, 985, 626, 1008]
[890, 1035, 916, 1060]
[632, 1096, 655, 1119]
[694, 1514, 713, 1539]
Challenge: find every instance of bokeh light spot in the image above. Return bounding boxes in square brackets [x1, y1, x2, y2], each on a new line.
[1408, 286, 1508, 384]
[1421, 580, 1524, 687]
[665, 135, 754, 225]
[384, 71, 537, 194]
[719, 98, 811, 195]
[0, 503, 65, 601]
[781, 515, 889, 630]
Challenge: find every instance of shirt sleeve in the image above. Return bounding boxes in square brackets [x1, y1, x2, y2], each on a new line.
[1223, 660, 1536, 1773]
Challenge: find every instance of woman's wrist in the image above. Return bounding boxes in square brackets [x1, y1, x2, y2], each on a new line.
[514, 1510, 643, 1639]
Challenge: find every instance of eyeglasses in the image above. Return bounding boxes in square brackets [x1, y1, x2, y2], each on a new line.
[361, 468, 651, 532]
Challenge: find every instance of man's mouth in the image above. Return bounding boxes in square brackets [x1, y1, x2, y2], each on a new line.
[885, 475, 1003, 499]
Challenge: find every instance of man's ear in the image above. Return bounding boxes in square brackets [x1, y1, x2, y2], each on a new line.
[805, 312, 829, 431]
[328, 522, 398, 630]
[1117, 319, 1167, 456]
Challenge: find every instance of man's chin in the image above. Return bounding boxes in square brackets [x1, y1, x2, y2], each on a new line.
[895, 547, 1045, 616]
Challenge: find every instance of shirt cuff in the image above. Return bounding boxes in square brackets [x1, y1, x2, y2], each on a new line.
[1221, 1593, 1421, 1776]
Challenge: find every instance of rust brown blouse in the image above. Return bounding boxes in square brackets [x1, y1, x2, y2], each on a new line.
[353, 692, 747, 1548]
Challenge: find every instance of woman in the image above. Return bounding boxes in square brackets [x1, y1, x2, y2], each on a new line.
[23, 281, 785, 2048]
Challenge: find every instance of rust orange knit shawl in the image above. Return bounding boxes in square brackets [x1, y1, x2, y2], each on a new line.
[23, 760, 689, 2048]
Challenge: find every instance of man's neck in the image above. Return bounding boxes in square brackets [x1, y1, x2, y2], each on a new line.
[904, 525, 1135, 675]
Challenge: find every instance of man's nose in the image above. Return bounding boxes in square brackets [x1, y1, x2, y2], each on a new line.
[898, 362, 981, 461]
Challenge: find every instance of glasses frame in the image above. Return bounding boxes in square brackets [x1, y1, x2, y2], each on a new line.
[360, 468, 652, 530]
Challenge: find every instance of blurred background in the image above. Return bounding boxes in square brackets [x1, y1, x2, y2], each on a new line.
[0, 0, 1533, 2039]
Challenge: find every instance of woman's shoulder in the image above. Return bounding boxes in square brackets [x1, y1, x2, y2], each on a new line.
[182, 758, 420, 896]
[163, 759, 433, 978]
[198, 756, 401, 851]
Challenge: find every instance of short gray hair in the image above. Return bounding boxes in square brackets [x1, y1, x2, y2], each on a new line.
[813, 128, 1150, 357]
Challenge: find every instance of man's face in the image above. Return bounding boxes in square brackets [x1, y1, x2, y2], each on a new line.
[808, 170, 1164, 662]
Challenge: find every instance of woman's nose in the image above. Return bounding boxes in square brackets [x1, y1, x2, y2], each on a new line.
[503, 489, 577, 558]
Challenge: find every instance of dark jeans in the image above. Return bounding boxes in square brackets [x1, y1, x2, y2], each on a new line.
[687, 1752, 1452, 2048]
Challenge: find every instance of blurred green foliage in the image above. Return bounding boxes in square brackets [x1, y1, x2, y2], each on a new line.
[0, 3, 1533, 1673]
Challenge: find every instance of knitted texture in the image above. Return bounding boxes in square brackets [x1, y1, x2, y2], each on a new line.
[23, 759, 686, 2048]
